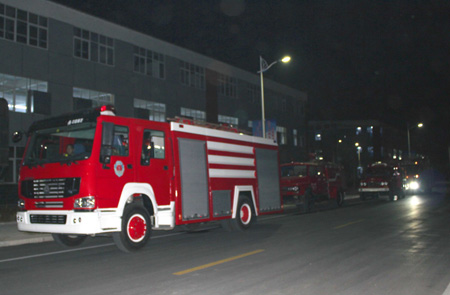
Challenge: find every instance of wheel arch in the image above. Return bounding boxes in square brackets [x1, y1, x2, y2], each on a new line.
[117, 183, 158, 218]
[232, 185, 258, 219]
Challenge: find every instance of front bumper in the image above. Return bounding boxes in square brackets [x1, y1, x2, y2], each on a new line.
[358, 187, 389, 193]
[16, 210, 121, 235]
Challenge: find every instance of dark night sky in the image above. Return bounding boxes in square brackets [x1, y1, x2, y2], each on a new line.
[49, 0, 450, 166]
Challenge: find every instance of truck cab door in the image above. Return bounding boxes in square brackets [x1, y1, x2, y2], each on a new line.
[137, 126, 172, 206]
[97, 122, 136, 209]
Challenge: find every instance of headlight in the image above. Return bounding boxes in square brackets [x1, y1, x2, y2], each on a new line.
[74, 196, 96, 209]
[360, 182, 367, 187]
[288, 186, 299, 192]
[409, 181, 420, 190]
[17, 199, 25, 211]
[381, 182, 388, 186]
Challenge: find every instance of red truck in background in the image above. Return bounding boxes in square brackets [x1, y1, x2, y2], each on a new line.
[358, 162, 406, 201]
[280, 162, 346, 212]
[15, 105, 282, 252]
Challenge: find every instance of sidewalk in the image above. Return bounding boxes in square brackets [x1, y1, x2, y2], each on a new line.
[0, 221, 53, 248]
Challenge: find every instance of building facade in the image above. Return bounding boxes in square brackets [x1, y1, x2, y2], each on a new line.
[308, 120, 407, 187]
[0, 0, 307, 183]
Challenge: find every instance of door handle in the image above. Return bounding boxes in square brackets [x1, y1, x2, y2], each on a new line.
[163, 166, 168, 170]
[127, 164, 133, 169]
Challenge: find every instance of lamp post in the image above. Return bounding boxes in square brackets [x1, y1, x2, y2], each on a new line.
[407, 122, 423, 159]
[258, 55, 291, 138]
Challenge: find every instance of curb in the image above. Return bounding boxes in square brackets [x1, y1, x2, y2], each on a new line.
[0, 235, 53, 248]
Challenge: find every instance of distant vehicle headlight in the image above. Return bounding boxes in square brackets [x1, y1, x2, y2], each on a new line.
[409, 181, 420, 190]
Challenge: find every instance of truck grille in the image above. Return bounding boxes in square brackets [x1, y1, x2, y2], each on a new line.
[21, 178, 80, 199]
[30, 214, 67, 224]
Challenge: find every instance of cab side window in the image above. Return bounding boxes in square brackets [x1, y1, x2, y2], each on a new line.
[112, 125, 129, 156]
[141, 130, 165, 165]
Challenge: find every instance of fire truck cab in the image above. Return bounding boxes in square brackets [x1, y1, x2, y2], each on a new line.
[359, 162, 406, 201]
[15, 106, 282, 252]
[280, 162, 346, 212]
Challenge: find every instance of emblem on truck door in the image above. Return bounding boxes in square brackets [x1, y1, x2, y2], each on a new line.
[114, 160, 125, 177]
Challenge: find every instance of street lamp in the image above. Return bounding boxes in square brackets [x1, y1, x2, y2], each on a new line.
[258, 55, 291, 138]
[407, 122, 423, 159]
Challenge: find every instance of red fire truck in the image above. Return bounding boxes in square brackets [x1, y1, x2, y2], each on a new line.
[280, 162, 346, 212]
[15, 106, 282, 252]
[358, 162, 406, 201]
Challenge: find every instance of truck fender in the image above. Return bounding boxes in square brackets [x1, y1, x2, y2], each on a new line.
[232, 185, 258, 219]
[117, 183, 158, 219]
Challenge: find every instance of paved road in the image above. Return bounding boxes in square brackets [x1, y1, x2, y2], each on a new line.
[1, 193, 450, 295]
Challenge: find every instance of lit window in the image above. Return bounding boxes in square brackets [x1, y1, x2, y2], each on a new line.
[356, 126, 362, 135]
[218, 115, 238, 125]
[180, 107, 206, 122]
[73, 87, 114, 110]
[0, 73, 48, 113]
[277, 126, 287, 145]
[134, 99, 166, 122]
[293, 129, 298, 146]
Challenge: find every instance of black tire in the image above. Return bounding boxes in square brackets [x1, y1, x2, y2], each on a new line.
[231, 197, 255, 231]
[113, 204, 151, 252]
[360, 193, 366, 201]
[302, 190, 313, 213]
[336, 190, 345, 207]
[52, 233, 87, 247]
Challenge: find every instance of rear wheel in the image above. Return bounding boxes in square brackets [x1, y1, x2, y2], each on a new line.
[231, 197, 255, 231]
[113, 204, 151, 252]
[52, 234, 87, 247]
[336, 190, 345, 207]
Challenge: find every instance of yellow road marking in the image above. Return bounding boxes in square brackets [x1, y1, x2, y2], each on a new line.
[334, 219, 364, 229]
[173, 249, 265, 275]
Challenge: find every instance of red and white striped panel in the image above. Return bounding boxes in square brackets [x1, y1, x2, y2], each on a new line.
[207, 141, 256, 179]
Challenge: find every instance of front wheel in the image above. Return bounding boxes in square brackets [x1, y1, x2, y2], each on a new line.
[52, 234, 87, 247]
[336, 190, 345, 207]
[113, 204, 151, 252]
[231, 197, 255, 231]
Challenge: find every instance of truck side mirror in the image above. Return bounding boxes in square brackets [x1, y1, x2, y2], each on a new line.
[12, 131, 23, 143]
[100, 122, 114, 164]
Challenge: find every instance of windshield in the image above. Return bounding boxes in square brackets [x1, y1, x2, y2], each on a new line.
[281, 165, 308, 177]
[23, 122, 96, 166]
[364, 166, 391, 178]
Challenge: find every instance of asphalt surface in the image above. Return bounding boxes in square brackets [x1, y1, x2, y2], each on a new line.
[1, 188, 450, 295]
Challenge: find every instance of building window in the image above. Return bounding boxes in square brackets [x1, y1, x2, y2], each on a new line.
[133, 46, 165, 79]
[179, 61, 205, 90]
[218, 74, 237, 98]
[293, 129, 298, 146]
[134, 99, 166, 122]
[73, 28, 114, 66]
[0, 4, 48, 49]
[180, 107, 206, 121]
[218, 115, 238, 126]
[277, 126, 287, 145]
[0, 73, 48, 113]
[73, 87, 114, 110]
[246, 83, 260, 104]
[356, 126, 362, 135]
